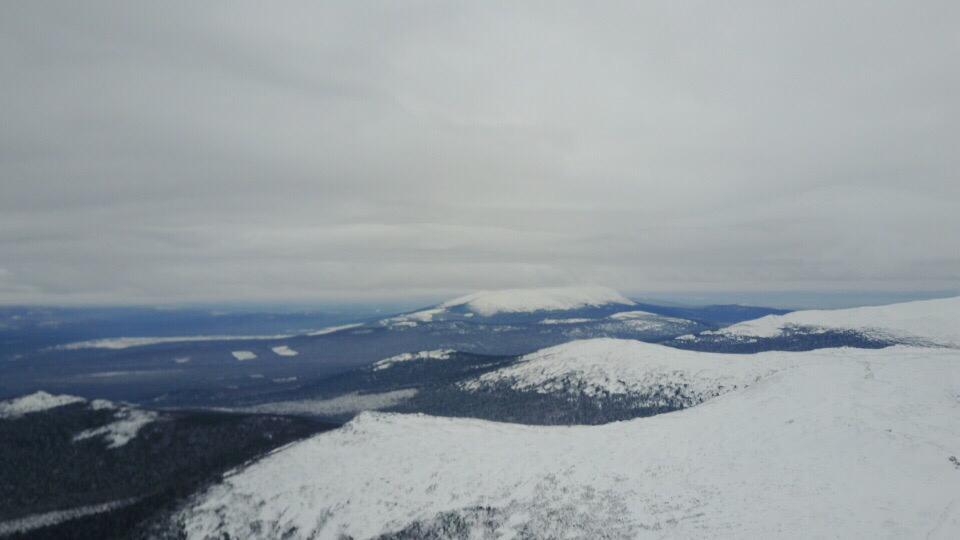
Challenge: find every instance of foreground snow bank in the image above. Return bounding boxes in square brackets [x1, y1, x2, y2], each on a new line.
[718, 296, 960, 347]
[177, 346, 960, 539]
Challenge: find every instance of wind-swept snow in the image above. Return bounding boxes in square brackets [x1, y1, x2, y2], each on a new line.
[718, 296, 960, 347]
[0, 391, 85, 418]
[461, 339, 793, 401]
[177, 345, 960, 539]
[372, 349, 455, 371]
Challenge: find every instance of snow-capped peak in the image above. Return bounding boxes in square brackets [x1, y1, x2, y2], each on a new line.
[441, 286, 635, 316]
[717, 295, 960, 347]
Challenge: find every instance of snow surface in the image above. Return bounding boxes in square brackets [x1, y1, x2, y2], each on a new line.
[271, 345, 298, 357]
[0, 391, 86, 418]
[372, 349, 455, 371]
[719, 296, 960, 347]
[306, 323, 363, 336]
[57, 334, 293, 350]
[177, 344, 960, 539]
[73, 407, 158, 448]
[442, 286, 635, 316]
[461, 339, 793, 401]
[231, 350, 257, 361]
[229, 390, 418, 417]
[607, 310, 657, 319]
[0, 498, 139, 536]
[539, 318, 595, 325]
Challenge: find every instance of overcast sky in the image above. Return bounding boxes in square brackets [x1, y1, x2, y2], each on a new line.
[2, 1, 958, 305]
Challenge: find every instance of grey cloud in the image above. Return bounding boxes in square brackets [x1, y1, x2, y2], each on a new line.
[1, 1, 958, 304]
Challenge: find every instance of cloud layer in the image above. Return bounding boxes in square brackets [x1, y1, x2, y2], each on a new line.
[2, 2, 958, 303]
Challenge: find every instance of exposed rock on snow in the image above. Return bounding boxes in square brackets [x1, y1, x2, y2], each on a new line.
[0, 391, 85, 418]
[176, 345, 960, 539]
[372, 350, 455, 371]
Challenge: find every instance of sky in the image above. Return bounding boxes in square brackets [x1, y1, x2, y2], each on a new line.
[1, 1, 958, 305]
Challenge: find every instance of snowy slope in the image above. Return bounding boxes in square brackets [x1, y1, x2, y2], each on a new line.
[461, 338, 793, 404]
[718, 296, 960, 347]
[175, 345, 960, 539]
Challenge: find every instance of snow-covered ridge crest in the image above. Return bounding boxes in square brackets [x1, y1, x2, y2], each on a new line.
[373, 349, 455, 371]
[441, 285, 635, 316]
[175, 346, 960, 539]
[461, 338, 794, 402]
[0, 391, 85, 418]
[719, 296, 960, 347]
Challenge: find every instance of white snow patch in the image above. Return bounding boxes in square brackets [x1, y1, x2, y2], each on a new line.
[73, 407, 158, 449]
[230, 389, 418, 416]
[57, 334, 293, 350]
[539, 318, 595, 325]
[177, 345, 960, 539]
[372, 349, 455, 371]
[608, 310, 658, 319]
[306, 323, 362, 336]
[0, 498, 139, 536]
[719, 296, 960, 347]
[271, 345, 298, 357]
[173, 356, 192, 364]
[0, 391, 85, 418]
[231, 351, 257, 361]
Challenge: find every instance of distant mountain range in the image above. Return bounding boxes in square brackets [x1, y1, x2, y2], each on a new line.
[4, 292, 960, 538]
[3, 287, 787, 405]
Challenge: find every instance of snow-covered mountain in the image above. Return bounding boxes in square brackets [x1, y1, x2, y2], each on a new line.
[672, 295, 960, 352]
[378, 285, 639, 327]
[720, 296, 959, 345]
[172, 344, 960, 539]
